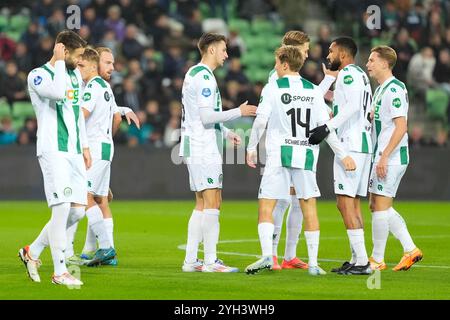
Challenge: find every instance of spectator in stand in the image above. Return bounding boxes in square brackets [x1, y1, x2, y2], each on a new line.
[164, 100, 181, 147]
[91, 0, 109, 19]
[407, 46, 436, 99]
[317, 25, 332, 61]
[14, 42, 32, 74]
[115, 77, 143, 113]
[118, 0, 137, 24]
[122, 24, 144, 60]
[105, 5, 126, 41]
[83, 6, 106, 43]
[128, 110, 152, 146]
[402, 0, 426, 45]
[433, 48, 450, 95]
[222, 80, 242, 111]
[46, 8, 66, 37]
[137, 0, 166, 31]
[33, 36, 53, 67]
[99, 30, 119, 57]
[0, 117, 17, 145]
[78, 25, 92, 43]
[383, 0, 400, 32]
[0, 32, 16, 61]
[20, 22, 41, 55]
[17, 117, 37, 145]
[225, 58, 249, 85]
[162, 44, 186, 79]
[184, 8, 203, 41]
[145, 99, 166, 147]
[227, 30, 246, 59]
[391, 28, 416, 83]
[127, 59, 144, 83]
[0, 61, 27, 109]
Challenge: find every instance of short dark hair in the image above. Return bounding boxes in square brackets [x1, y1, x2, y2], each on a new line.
[332, 37, 357, 58]
[197, 33, 227, 55]
[55, 30, 87, 52]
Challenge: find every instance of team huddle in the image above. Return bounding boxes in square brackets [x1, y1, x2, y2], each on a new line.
[180, 32, 423, 275]
[18, 28, 423, 285]
[19, 30, 139, 286]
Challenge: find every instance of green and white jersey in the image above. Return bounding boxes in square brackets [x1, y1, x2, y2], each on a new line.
[179, 63, 224, 158]
[81, 76, 118, 162]
[329, 64, 373, 154]
[371, 76, 409, 165]
[258, 75, 330, 171]
[27, 61, 87, 156]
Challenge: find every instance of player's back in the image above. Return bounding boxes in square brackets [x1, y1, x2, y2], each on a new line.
[82, 75, 116, 161]
[180, 63, 222, 158]
[261, 75, 330, 171]
[332, 64, 372, 154]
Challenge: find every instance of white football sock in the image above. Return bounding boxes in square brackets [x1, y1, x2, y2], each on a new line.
[272, 199, 289, 257]
[349, 243, 357, 264]
[347, 229, 368, 266]
[284, 195, 303, 261]
[202, 209, 220, 265]
[184, 210, 203, 264]
[83, 224, 97, 253]
[387, 207, 416, 252]
[258, 222, 275, 257]
[64, 207, 85, 258]
[304, 230, 320, 267]
[371, 210, 389, 262]
[86, 205, 111, 249]
[48, 202, 71, 276]
[104, 218, 114, 248]
[65, 222, 78, 259]
[29, 222, 49, 260]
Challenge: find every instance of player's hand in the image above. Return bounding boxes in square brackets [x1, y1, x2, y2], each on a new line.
[125, 110, 140, 129]
[341, 156, 356, 171]
[108, 188, 113, 203]
[83, 148, 92, 170]
[239, 101, 257, 117]
[54, 43, 66, 61]
[322, 63, 338, 78]
[227, 130, 241, 146]
[376, 155, 388, 179]
[370, 110, 374, 121]
[324, 90, 334, 102]
[308, 124, 330, 145]
[246, 150, 257, 168]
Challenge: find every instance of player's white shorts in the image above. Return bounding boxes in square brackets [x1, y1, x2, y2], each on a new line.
[259, 166, 320, 200]
[334, 152, 371, 197]
[87, 159, 111, 197]
[38, 152, 87, 207]
[185, 155, 223, 192]
[368, 164, 407, 198]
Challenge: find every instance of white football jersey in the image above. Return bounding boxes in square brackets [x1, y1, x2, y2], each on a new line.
[28, 61, 86, 156]
[81, 75, 118, 161]
[371, 76, 409, 165]
[330, 64, 373, 154]
[179, 63, 224, 158]
[257, 75, 330, 171]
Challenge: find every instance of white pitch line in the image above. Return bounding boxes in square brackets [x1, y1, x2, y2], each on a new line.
[177, 238, 450, 270]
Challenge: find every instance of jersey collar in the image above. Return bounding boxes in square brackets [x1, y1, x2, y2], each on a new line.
[197, 63, 213, 74]
[379, 76, 395, 89]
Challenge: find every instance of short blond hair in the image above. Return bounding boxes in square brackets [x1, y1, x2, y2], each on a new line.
[275, 45, 305, 72]
[371, 45, 397, 69]
[282, 31, 310, 46]
[95, 46, 113, 56]
[80, 47, 100, 64]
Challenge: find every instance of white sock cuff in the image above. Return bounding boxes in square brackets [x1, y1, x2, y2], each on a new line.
[304, 230, 320, 243]
[372, 210, 389, 220]
[86, 205, 103, 224]
[203, 208, 219, 216]
[67, 207, 85, 227]
[347, 228, 364, 237]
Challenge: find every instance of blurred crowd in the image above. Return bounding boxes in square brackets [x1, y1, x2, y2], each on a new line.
[0, 0, 449, 147]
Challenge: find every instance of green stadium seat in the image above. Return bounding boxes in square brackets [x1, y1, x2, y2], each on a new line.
[426, 89, 449, 121]
[12, 118, 24, 132]
[0, 100, 11, 118]
[214, 67, 226, 80]
[0, 15, 8, 31]
[242, 36, 267, 50]
[228, 18, 250, 34]
[12, 101, 35, 119]
[251, 19, 274, 35]
[244, 67, 268, 84]
[240, 51, 261, 67]
[5, 30, 22, 42]
[10, 15, 29, 32]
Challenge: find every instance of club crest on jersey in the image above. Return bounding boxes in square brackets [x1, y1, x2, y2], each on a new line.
[64, 187, 72, 197]
[281, 93, 292, 104]
[33, 76, 43, 85]
[104, 91, 110, 101]
[392, 98, 401, 108]
[202, 88, 211, 97]
[83, 92, 91, 101]
[344, 75, 354, 85]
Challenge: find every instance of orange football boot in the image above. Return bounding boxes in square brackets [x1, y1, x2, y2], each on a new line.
[281, 257, 308, 269]
[369, 257, 387, 271]
[272, 256, 282, 270]
[392, 248, 423, 271]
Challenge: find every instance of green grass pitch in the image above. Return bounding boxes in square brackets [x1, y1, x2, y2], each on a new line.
[0, 200, 449, 300]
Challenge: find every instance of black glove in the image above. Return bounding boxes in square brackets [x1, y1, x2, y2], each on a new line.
[308, 124, 330, 145]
